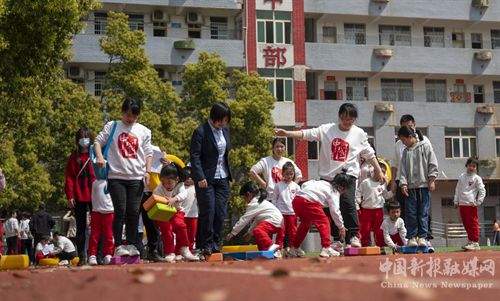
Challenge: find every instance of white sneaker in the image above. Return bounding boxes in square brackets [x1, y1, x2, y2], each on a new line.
[418, 238, 428, 248]
[289, 247, 306, 258]
[268, 244, 280, 251]
[164, 253, 176, 263]
[407, 238, 418, 247]
[126, 245, 140, 257]
[175, 255, 184, 262]
[349, 237, 361, 248]
[58, 260, 69, 266]
[464, 242, 480, 251]
[115, 245, 130, 256]
[88, 255, 98, 266]
[319, 247, 340, 258]
[273, 250, 282, 259]
[426, 240, 435, 253]
[283, 247, 291, 258]
[331, 241, 344, 254]
[103, 255, 112, 265]
[180, 246, 200, 261]
[461, 240, 472, 250]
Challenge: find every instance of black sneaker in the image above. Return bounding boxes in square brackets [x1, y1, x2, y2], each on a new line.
[200, 248, 212, 256]
[147, 252, 168, 262]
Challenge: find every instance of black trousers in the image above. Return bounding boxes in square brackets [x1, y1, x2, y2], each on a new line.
[58, 251, 77, 261]
[140, 192, 161, 255]
[74, 200, 92, 259]
[20, 239, 34, 263]
[6, 236, 18, 255]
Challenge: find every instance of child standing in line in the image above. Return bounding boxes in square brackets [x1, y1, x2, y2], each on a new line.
[183, 166, 198, 253]
[356, 163, 393, 247]
[3, 210, 19, 255]
[271, 162, 300, 255]
[154, 164, 199, 262]
[224, 182, 283, 258]
[289, 172, 352, 258]
[398, 126, 438, 248]
[454, 157, 486, 251]
[381, 201, 407, 252]
[19, 212, 34, 264]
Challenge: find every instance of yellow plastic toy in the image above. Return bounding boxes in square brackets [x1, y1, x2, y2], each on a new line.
[221, 245, 259, 253]
[0, 254, 29, 270]
[71, 257, 80, 266]
[149, 154, 186, 190]
[38, 258, 60, 266]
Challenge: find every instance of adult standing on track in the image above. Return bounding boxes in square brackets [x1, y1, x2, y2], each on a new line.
[190, 102, 232, 257]
[94, 98, 153, 257]
[274, 103, 384, 247]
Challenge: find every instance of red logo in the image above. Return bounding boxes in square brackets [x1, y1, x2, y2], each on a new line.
[377, 187, 382, 193]
[331, 138, 350, 162]
[118, 132, 139, 159]
[468, 181, 473, 186]
[271, 166, 283, 184]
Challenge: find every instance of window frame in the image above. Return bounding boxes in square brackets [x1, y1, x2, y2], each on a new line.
[425, 79, 447, 103]
[381, 78, 414, 102]
[444, 128, 477, 159]
[344, 23, 366, 45]
[346, 77, 368, 101]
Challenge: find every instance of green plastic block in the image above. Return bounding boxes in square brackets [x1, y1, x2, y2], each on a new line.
[147, 203, 177, 221]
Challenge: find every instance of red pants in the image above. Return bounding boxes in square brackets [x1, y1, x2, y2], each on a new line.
[390, 234, 405, 247]
[460, 206, 479, 242]
[253, 221, 283, 251]
[157, 211, 189, 255]
[185, 217, 198, 252]
[356, 209, 362, 239]
[359, 208, 384, 247]
[292, 196, 331, 248]
[88, 212, 115, 256]
[280, 215, 297, 248]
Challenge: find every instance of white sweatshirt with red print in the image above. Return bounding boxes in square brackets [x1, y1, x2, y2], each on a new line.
[302, 123, 375, 180]
[153, 183, 188, 212]
[272, 180, 300, 215]
[453, 172, 486, 206]
[250, 156, 302, 200]
[356, 178, 393, 209]
[95, 121, 153, 181]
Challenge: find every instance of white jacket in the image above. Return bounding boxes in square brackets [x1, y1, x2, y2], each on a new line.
[250, 156, 302, 200]
[95, 121, 153, 181]
[183, 185, 198, 218]
[453, 172, 486, 206]
[230, 197, 283, 236]
[380, 217, 407, 247]
[356, 178, 393, 209]
[19, 219, 31, 240]
[3, 217, 19, 238]
[302, 123, 375, 180]
[272, 181, 300, 215]
[296, 180, 344, 229]
[91, 180, 114, 213]
[153, 183, 188, 212]
[55, 236, 76, 253]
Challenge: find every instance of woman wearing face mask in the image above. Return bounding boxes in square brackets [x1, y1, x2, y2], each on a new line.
[65, 127, 96, 265]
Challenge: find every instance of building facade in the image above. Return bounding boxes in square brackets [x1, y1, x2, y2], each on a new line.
[68, 0, 500, 228]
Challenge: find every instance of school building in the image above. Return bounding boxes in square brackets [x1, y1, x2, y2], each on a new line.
[68, 0, 500, 238]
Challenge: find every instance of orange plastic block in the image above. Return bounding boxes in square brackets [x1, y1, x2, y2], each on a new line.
[358, 246, 381, 255]
[143, 194, 169, 211]
[204, 253, 223, 262]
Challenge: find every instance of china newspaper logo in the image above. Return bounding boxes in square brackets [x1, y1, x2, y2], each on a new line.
[379, 256, 495, 290]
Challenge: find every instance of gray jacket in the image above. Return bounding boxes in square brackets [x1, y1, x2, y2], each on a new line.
[399, 140, 438, 189]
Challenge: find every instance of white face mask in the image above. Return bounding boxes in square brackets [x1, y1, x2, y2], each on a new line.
[78, 138, 90, 148]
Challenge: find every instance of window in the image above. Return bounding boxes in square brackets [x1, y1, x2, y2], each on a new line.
[210, 17, 228, 39]
[361, 127, 375, 147]
[128, 14, 144, 31]
[324, 81, 338, 100]
[484, 207, 497, 221]
[451, 83, 468, 103]
[94, 12, 108, 35]
[473, 85, 484, 103]
[486, 182, 499, 196]
[452, 32, 465, 48]
[424, 27, 444, 48]
[94, 71, 106, 97]
[259, 69, 293, 102]
[322, 26, 336, 43]
[471, 33, 483, 49]
[379, 25, 411, 46]
[257, 11, 292, 44]
[445, 128, 477, 158]
[188, 24, 201, 38]
[496, 128, 500, 157]
[425, 79, 447, 102]
[381, 79, 413, 102]
[305, 18, 316, 43]
[491, 30, 500, 49]
[344, 24, 366, 45]
[308, 141, 319, 160]
[346, 77, 368, 101]
[494, 81, 500, 103]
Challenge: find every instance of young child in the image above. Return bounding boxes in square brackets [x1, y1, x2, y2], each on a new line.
[3, 210, 19, 255]
[493, 219, 500, 246]
[453, 157, 486, 251]
[271, 162, 300, 254]
[290, 172, 352, 258]
[52, 232, 77, 265]
[356, 162, 393, 247]
[224, 182, 283, 258]
[381, 201, 407, 252]
[34, 236, 56, 264]
[183, 165, 198, 253]
[154, 164, 199, 262]
[398, 126, 438, 248]
[19, 212, 34, 264]
[88, 178, 115, 265]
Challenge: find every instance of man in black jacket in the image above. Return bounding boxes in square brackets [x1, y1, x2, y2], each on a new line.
[30, 203, 55, 259]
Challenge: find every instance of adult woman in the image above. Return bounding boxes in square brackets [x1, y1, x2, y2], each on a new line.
[64, 127, 96, 264]
[249, 138, 303, 201]
[190, 102, 232, 256]
[94, 98, 152, 257]
[274, 103, 384, 247]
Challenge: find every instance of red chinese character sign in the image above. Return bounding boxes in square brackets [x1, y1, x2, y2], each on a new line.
[263, 0, 283, 10]
[257, 44, 293, 69]
[257, 0, 292, 11]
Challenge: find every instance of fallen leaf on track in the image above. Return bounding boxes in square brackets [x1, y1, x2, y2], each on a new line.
[134, 272, 155, 284]
[200, 289, 229, 301]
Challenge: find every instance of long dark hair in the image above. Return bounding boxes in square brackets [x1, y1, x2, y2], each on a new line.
[239, 181, 267, 203]
[397, 125, 423, 142]
[73, 127, 94, 164]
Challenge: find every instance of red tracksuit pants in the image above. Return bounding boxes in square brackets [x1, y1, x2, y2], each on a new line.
[253, 221, 283, 251]
[280, 214, 297, 248]
[292, 196, 331, 248]
[459, 205, 479, 242]
[157, 211, 189, 255]
[359, 208, 385, 246]
[88, 212, 115, 257]
[184, 217, 198, 252]
[390, 234, 405, 246]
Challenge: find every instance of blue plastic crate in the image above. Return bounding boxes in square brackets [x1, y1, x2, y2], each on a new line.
[223, 252, 246, 261]
[246, 250, 274, 260]
[397, 246, 429, 254]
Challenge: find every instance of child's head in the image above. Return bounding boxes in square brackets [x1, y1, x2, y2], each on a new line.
[281, 162, 295, 182]
[465, 157, 479, 174]
[52, 232, 61, 241]
[183, 165, 193, 186]
[239, 181, 267, 203]
[379, 161, 387, 175]
[21, 211, 30, 220]
[386, 201, 401, 221]
[331, 170, 352, 194]
[397, 126, 421, 147]
[9, 210, 16, 218]
[40, 235, 50, 245]
[271, 138, 286, 157]
[160, 163, 184, 190]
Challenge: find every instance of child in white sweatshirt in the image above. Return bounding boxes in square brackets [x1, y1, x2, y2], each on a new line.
[454, 157, 486, 251]
[381, 201, 407, 252]
[356, 163, 393, 247]
[225, 182, 283, 257]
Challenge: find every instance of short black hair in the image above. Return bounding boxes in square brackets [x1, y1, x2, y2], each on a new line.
[386, 201, 401, 212]
[38, 203, 46, 210]
[239, 181, 267, 203]
[338, 103, 358, 119]
[331, 170, 353, 191]
[465, 157, 480, 169]
[53, 231, 61, 237]
[400, 114, 415, 125]
[210, 102, 231, 123]
[121, 98, 141, 116]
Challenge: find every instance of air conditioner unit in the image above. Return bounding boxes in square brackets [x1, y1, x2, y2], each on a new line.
[152, 10, 168, 22]
[68, 66, 84, 79]
[155, 68, 170, 80]
[186, 12, 203, 25]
